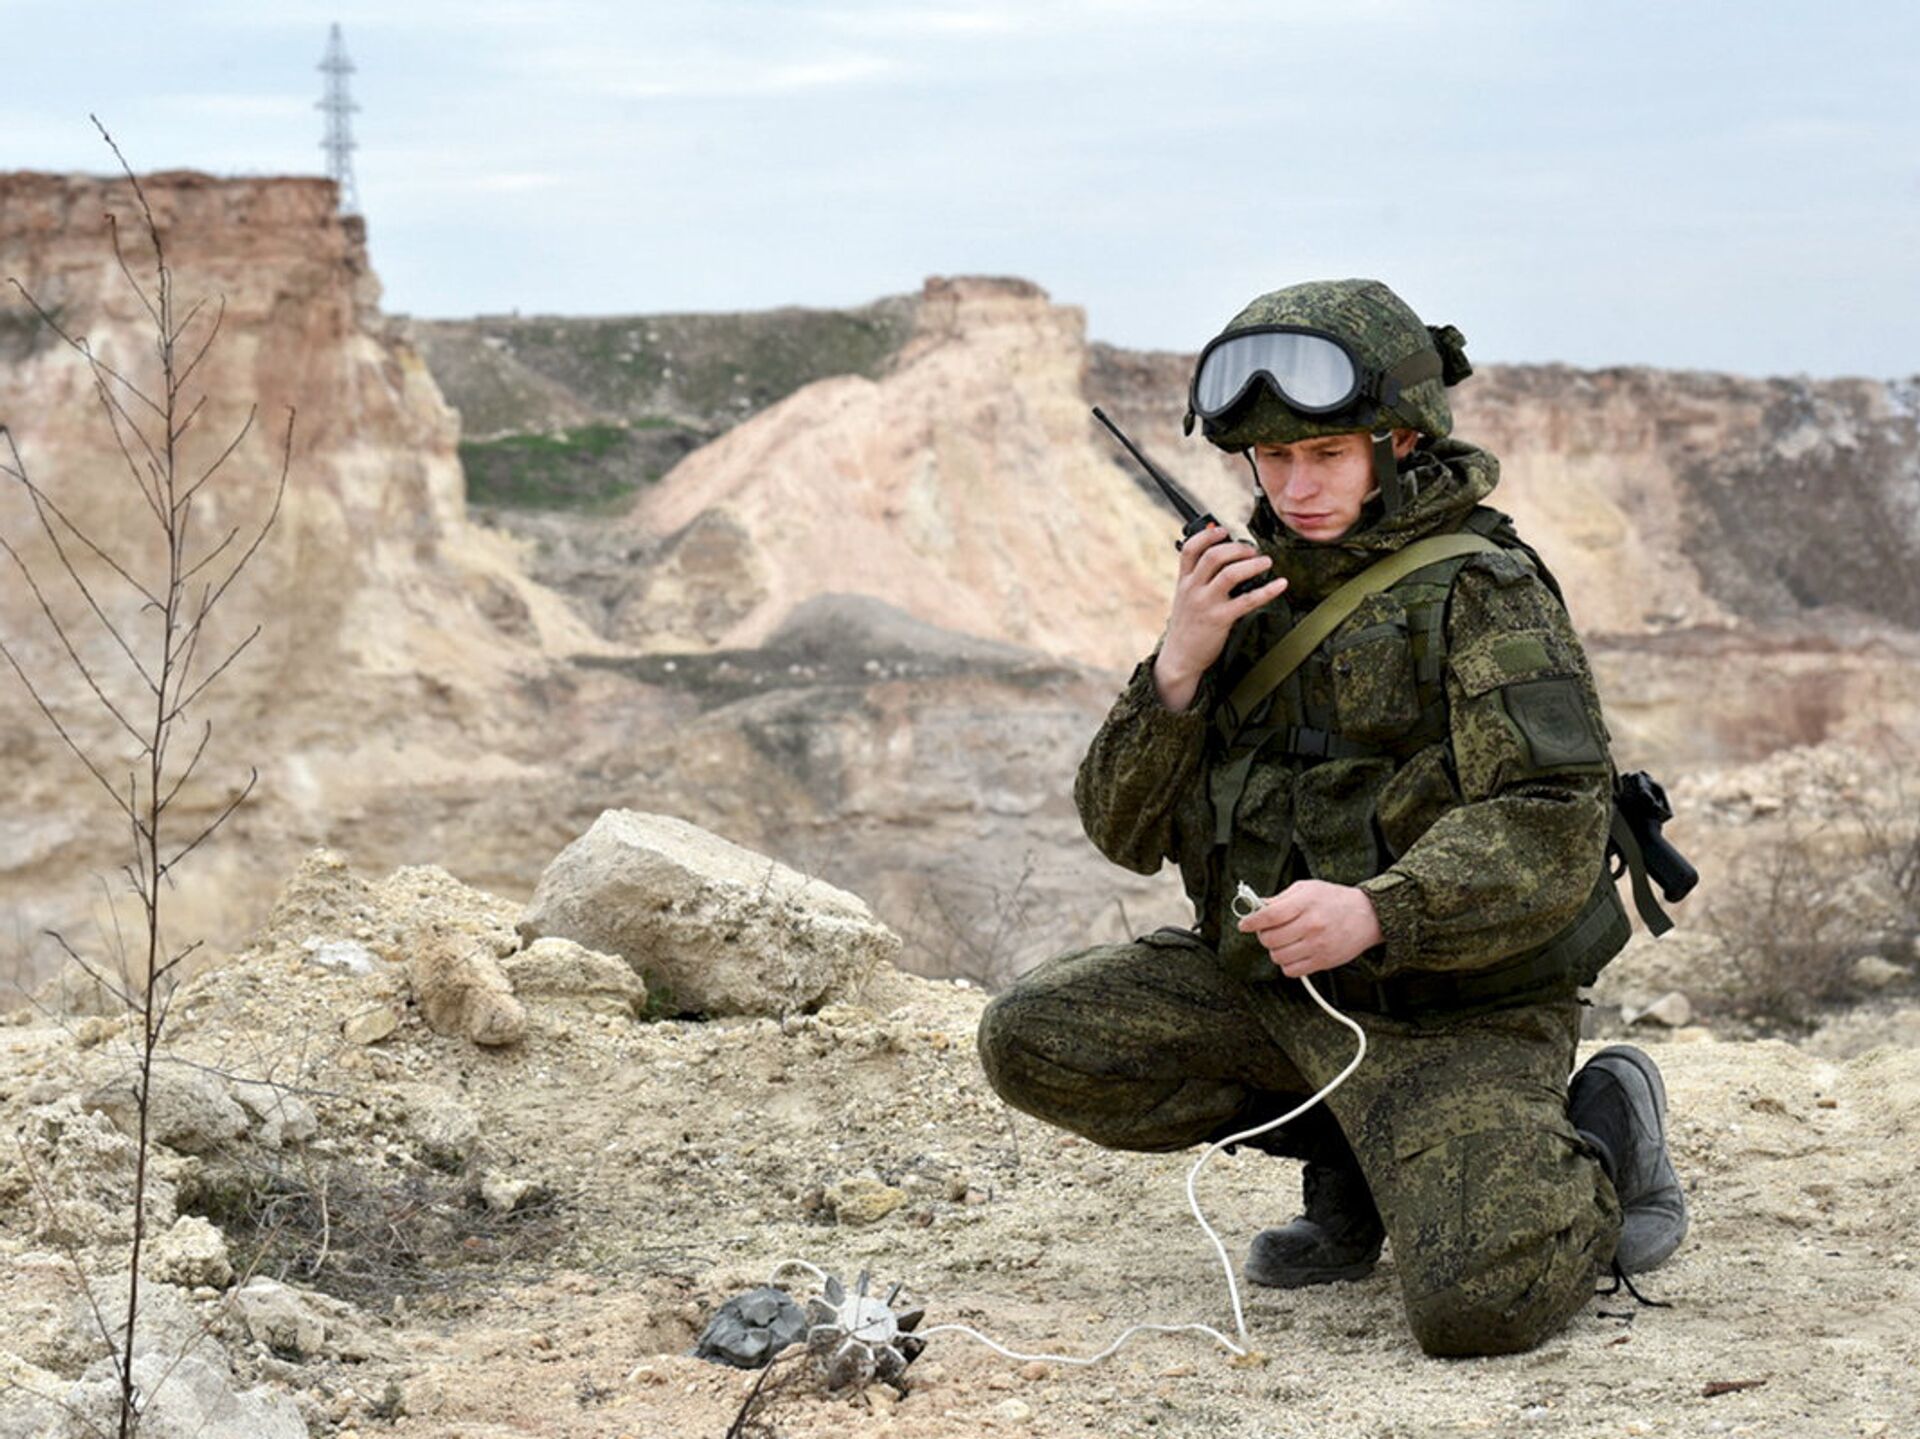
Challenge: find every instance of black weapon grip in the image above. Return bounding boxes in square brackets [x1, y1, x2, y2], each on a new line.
[1639, 829, 1699, 903]
[1615, 771, 1697, 903]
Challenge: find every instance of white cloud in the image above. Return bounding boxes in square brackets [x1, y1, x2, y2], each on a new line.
[523, 48, 899, 99]
[151, 94, 314, 120]
[813, 5, 1028, 38]
[444, 172, 568, 194]
[173, 0, 596, 33]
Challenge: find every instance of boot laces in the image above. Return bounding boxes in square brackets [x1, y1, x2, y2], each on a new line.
[1595, 1259, 1671, 1309]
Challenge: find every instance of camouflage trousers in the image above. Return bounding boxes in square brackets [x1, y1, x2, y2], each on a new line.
[976, 931, 1622, 1357]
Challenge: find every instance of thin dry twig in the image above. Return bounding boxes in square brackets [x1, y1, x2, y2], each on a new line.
[0, 118, 291, 1439]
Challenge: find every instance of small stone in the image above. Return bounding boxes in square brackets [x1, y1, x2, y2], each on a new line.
[145, 1215, 234, 1289]
[343, 1006, 399, 1045]
[234, 1277, 376, 1362]
[991, 1398, 1033, 1424]
[825, 1173, 907, 1225]
[1669, 1026, 1717, 1045]
[1629, 991, 1693, 1028]
[1816, 1096, 1839, 1109]
[695, 1287, 807, 1369]
[409, 1089, 482, 1168]
[481, 1175, 540, 1213]
[304, 938, 384, 975]
[237, 1279, 329, 1359]
[234, 1085, 319, 1148]
[74, 1015, 121, 1048]
[410, 928, 526, 1047]
[502, 936, 647, 1017]
[1851, 955, 1908, 990]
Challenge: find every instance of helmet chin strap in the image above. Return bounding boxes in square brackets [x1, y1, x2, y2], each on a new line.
[1371, 429, 1410, 517]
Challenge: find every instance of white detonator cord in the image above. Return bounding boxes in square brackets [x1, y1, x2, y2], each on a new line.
[768, 883, 1369, 1366]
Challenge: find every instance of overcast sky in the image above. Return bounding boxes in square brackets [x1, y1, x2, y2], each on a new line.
[5, 0, 1917, 377]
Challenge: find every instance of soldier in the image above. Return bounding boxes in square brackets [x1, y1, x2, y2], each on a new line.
[977, 279, 1687, 1357]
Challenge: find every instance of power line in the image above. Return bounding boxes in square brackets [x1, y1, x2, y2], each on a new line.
[317, 22, 360, 216]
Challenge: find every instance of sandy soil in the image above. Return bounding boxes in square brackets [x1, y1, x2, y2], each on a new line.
[2, 860, 1916, 1439]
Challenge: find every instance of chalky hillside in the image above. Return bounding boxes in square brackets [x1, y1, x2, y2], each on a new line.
[2, 173, 1917, 1437]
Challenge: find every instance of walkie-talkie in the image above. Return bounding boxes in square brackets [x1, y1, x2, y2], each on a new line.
[1091, 406, 1265, 596]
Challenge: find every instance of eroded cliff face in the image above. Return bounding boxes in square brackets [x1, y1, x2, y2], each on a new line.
[0, 173, 600, 969]
[612, 277, 1197, 670]
[0, 181, 1170, 991]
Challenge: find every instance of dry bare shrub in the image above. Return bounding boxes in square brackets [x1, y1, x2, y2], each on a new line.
[180, 1150, 571, 1314]
[1703, 819, 1864, 1030]
[1703, 747, 1920, 1031]
[1841, 728, 1920, 954]
[900, 851, 1041, 991]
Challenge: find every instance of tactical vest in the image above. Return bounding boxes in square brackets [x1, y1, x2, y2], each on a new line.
[1203, 506, 1631, 1010]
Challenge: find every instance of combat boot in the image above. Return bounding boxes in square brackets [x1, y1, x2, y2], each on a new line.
[1245, 1155, 1385, 1289]
[1568, 1044, 1688, 1273]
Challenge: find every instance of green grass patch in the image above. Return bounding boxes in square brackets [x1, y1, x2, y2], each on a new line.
[460, 423, 648, 510]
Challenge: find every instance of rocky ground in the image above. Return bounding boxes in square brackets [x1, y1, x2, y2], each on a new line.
[3, 835, 1917, 1439]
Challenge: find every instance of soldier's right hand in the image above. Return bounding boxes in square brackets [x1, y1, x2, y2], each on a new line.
[1152, 525, 1287, 712]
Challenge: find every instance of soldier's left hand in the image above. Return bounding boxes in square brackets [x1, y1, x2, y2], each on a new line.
[1235, 880, 1383, 978]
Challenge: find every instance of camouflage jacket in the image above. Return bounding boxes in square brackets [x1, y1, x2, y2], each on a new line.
[1075, 438, 1614, 984]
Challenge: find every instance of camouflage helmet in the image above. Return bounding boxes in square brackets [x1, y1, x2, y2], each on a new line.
[1189, 278, 1471, 452]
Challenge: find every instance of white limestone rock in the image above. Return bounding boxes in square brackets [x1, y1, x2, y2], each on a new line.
[144, 1215, 234, 1289]
[517, 810, 899, 1018]
[59, 1352, 308, 1438]
[501, 936, 647, 1017]
[1628, 991, 1694, 1029]
[233, 1085, 319, 1149]
[233, 1278, 376, 1363]
[82, 1067, 248, 1156]
[407, 1087, 482, 1170]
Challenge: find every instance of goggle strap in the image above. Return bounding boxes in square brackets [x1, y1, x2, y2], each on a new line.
[1377, 347, 1443, 408]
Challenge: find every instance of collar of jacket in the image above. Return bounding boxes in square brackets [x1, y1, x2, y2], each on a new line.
[1256, 437, 1500, 605]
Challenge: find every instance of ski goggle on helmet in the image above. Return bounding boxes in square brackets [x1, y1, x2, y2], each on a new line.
[1188, 324, 1444, 428]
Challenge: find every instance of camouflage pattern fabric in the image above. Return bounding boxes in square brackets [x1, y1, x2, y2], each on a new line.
[983, 435, 1625, 1356]
[977, 935, 1622, 1356]
[1073, 438, 1614, 984]
[1200, 278, 1463, 450]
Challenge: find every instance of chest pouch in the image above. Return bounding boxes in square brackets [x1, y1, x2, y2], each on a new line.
[1211, 744, 1297, 983]
[1326, 592, 1422, 743]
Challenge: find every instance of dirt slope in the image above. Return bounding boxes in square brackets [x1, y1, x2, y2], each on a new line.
[3, 855, 1915, 1438]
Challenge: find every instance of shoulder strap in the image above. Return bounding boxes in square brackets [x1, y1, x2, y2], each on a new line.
[1214, 532, 1500, 739]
